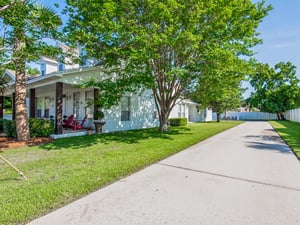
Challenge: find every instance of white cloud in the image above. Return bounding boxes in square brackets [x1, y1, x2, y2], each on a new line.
[272, 41, 300, 49]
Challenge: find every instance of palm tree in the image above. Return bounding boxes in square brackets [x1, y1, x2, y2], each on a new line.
[0, 0, 62, 141]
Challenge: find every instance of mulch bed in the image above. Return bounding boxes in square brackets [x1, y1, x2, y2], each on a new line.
[0, 137, 52, 151]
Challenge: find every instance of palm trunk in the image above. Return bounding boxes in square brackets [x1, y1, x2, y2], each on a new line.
[15, 61, 30, 141]
[13, 29, 30, 141]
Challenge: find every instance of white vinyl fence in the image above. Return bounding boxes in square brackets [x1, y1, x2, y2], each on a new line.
[212, 112, 278, 121]
[285, 108, 300, 122]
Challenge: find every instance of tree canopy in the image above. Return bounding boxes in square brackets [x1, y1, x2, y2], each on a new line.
[248, 62, 300, 119]
[189, 50, 249, 122]
[65, 0, 270, 130]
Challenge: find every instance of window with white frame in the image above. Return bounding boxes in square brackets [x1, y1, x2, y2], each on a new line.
[73, 92, 80, 118]
[121, 96, 130, 121]
[44, 97, 50, 118]
[85, 91, 93, 117]
[178, 104, 181, 117]
[58, 60, 65, 71]
[36, 97, 42, 117]
[178, 103, 186, 118]
[182, 104, 186, 118]
[41, 63, 46, 76]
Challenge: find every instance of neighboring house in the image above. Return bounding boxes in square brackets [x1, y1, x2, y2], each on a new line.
[169, 99, 212, 122]
[1, 52, 211, 136]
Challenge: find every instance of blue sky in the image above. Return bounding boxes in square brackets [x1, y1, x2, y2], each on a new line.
[252, 0, 300, 71]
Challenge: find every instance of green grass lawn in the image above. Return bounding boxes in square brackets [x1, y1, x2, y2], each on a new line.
[0, 121, 242, 225]
[270, 120, 300, 158]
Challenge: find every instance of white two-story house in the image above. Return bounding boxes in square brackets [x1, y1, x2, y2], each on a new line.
[1, 45, 211, 137]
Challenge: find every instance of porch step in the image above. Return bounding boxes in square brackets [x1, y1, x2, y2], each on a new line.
[50, 130, 93, 139]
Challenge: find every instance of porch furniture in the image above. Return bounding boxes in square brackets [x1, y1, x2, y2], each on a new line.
[62, 115, 74, 129]
[72, 115, 88, 131]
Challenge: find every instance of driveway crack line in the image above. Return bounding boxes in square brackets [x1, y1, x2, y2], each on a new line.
[157, 163, 300, 192]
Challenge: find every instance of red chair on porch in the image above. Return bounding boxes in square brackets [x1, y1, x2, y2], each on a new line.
[62, 115, 74, 129]
[73, 115, 88, 131]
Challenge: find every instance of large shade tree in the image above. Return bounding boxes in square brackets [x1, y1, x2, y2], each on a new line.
[65, 0, 270, 131]
[189, 50, 248, 122]
[248, 62, 300, 120]
[0, 0, 62, 141]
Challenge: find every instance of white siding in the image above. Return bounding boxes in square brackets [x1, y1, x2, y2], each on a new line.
[102, 90, 159, 133]
[32, 88, 159, 133]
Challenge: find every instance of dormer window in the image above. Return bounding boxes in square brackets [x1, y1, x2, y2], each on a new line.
[58, 62, 64, 71]
[41, 63, 46, 76]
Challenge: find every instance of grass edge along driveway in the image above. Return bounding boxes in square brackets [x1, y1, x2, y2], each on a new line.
[270, 120, 300, 159]
[0, 121, 242, 225]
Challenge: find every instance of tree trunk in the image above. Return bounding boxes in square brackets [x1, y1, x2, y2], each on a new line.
[159, 113, 169, 132]
[277, 112, 286, 120]
[15, 61, 30, 141]
[151, 87, 178, 132]
[217, 113, 220, 122]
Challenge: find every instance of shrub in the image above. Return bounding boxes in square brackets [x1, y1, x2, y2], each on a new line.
[168, 118, 188, 126]
[3, 118, 54, 138]
[29, 118, 54, 138]
[0, 118, 5, 133]
[3, 119, 17, 138]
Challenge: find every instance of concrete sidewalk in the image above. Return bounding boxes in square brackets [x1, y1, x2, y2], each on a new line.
[27, 122, 300, 225]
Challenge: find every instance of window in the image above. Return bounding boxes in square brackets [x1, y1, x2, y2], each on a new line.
[178, 104, 181, 117]
[182, 104, 186, 118]
[121, 96, 130, 121]
[41, 63, 46, 76]
[36, 97, 42, 117]
[58, 62, 64, 71]
[178, 103, 186, 118]
[73, 92, 80, 118]
[44, 97, 50, 118]
[85, 91, 93, 117]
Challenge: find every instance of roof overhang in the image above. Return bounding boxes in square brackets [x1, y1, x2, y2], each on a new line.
[3, 66, 105, 96]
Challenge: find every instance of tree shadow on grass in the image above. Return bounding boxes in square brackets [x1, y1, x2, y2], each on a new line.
[41, 126, 191, 151]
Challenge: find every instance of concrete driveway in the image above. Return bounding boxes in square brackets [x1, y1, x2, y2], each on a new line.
[27, 122, 300, 225]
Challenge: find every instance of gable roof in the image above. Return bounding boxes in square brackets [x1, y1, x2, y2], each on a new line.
[3, 69, 40, 83]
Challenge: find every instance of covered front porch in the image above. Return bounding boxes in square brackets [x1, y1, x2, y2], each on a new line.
[2, 67, 104, 135]
[27, 82, 99, 135]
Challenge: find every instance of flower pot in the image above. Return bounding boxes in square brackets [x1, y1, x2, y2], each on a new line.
[94, 121, 105, 134]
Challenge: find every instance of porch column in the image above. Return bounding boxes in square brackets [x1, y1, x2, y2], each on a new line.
[30, 88, 36, 118]
[55, 82, 63, 134]
[94, 88, 99, 120]
[0, 95, 3, 119]
[12, 92, 16, 120]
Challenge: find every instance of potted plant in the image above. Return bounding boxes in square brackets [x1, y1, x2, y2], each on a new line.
[94, 110, 105, 134]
